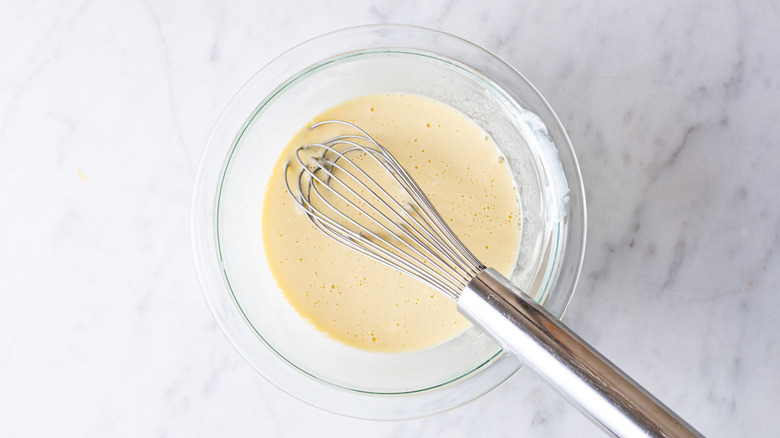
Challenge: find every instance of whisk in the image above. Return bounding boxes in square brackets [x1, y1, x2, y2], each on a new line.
[284, 120, 702, 438]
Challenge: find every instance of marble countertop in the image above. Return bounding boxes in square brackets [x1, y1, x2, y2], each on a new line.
[2, 1, 778, 436]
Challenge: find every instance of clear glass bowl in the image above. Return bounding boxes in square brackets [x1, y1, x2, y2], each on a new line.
[191, 25, 586, 420]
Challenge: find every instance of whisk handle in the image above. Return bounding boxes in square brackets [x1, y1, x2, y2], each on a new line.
[457, 268, 702, 438]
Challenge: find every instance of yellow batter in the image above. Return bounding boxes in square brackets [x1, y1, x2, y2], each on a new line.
[262, 93, 521, 352]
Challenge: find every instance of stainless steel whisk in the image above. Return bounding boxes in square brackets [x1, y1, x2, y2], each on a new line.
[284, 120, 702, 438]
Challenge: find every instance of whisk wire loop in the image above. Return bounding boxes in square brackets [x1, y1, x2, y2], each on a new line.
[284, 120, 485, 299]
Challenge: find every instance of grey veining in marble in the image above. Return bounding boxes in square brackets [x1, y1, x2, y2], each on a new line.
[1, 0, 778, 436]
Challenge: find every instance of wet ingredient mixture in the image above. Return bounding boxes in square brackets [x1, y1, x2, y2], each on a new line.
[262, 93, 521, 352]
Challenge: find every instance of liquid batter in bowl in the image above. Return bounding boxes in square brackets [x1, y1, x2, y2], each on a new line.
[262, 93, 522, 352]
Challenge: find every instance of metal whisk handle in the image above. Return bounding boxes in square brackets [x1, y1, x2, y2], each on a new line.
[458, 269, 703, 438]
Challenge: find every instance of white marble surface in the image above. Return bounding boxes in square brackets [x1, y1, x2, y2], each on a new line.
[1, 1, 778, 436]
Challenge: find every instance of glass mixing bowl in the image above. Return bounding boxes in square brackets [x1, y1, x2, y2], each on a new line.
[191, 25, 586, 420]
